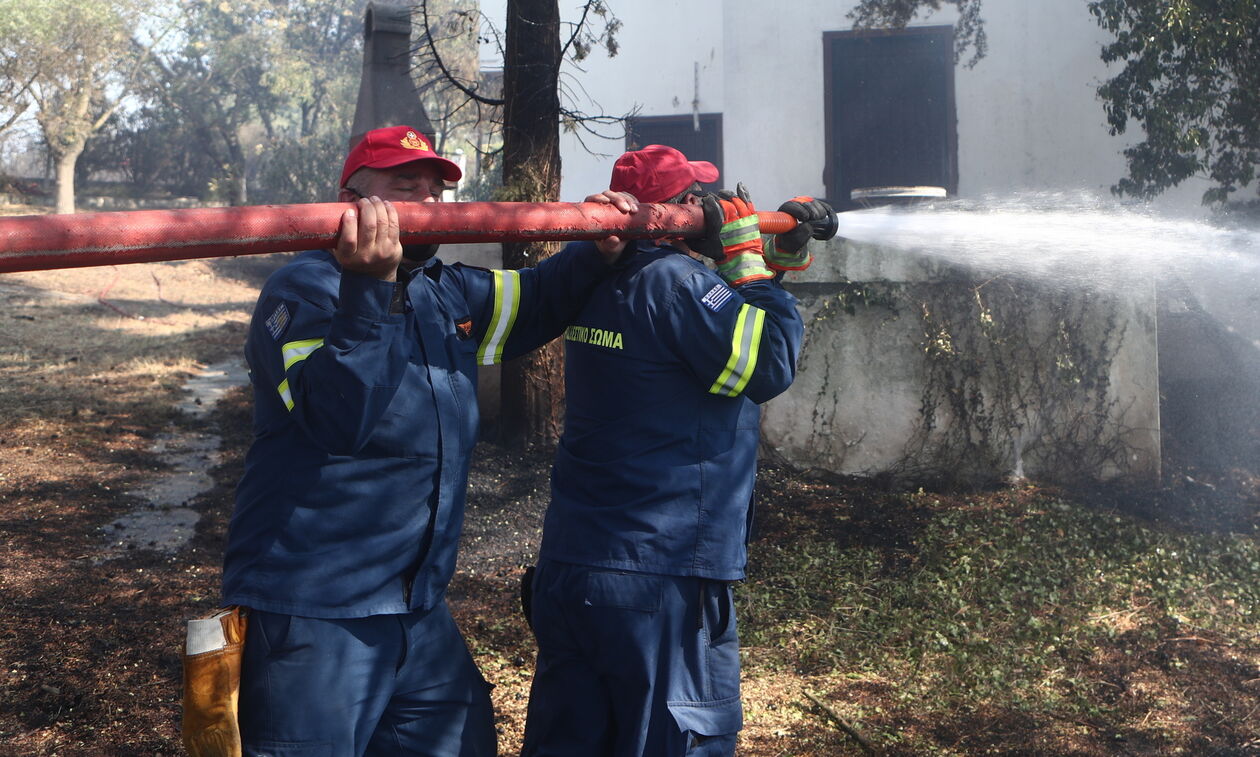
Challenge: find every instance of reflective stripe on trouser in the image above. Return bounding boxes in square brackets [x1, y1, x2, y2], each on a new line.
[521, 560, 742, 757]
[238, 603, 496, 757]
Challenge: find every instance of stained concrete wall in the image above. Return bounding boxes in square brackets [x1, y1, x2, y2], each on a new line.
[1157, 268, 1260, 474]
[760, 239, 1162, 484]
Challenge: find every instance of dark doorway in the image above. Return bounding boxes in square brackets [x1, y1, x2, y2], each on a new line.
[626, 114, 724, 194]
[824, 27, 958, 209]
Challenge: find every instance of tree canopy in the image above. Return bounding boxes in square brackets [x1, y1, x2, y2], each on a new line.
[1089, 0, 1259, 204]
[0, 0, 152, 212]
[144, 0, 365, 205]
[849, 0, 988, 68]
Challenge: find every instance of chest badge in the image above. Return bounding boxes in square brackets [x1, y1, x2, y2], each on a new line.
[455, 318, 473, 340]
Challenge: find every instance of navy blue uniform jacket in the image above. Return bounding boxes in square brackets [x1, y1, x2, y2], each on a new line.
[223, 247, 607, 618]
[540, 241, 804, 580]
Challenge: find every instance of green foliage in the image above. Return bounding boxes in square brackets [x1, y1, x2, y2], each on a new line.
[848, 0, 988, 68]
[0, 0, 145, 142]
[908, 277, 1130, 486]
[740, 486, 1260, 733]
[0, 0, 153, 209]
[0, 0, 39, 136]
[81, 104, 226, 198]
[141, 0, 365, 203]
[251, 130, 346, 205]
[1089, 0, 1260, 204]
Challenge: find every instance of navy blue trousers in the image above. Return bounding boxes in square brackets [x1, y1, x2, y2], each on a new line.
[521, 560, 742, 757]
[238, 603, 495, 757]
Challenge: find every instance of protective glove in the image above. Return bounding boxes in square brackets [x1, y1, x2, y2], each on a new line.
[694, 188, 774, 286]
[182, 607, 247, 757]
[763, 196, 831, 272]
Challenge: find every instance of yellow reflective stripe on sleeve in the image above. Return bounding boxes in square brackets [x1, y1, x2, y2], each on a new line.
[277, 337, 324, 411]
[282, 338, 325, 370]
[277, 378, 294, 410]
[476, 270, 522, 365]
[730, 307, 765, 395]
[708, 304, 766, 397]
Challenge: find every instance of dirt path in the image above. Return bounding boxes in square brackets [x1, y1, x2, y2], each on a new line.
[103, 359, 247, 557]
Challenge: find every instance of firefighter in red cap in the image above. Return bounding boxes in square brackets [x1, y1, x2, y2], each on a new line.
[210, 125, 637, 757]
[520, 144, 832, 755]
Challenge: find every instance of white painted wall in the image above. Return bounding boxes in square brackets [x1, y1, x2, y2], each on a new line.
[544, 0, 1210, 210]
[474, 0, 1214, 482]
[477, 1, 725, 200]
[555, 1, 726, 200]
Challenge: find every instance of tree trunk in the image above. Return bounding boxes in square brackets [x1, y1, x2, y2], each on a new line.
[53, 143, 84, 215]
[225, 132, 249, 206]
[498, 0, 565, 448]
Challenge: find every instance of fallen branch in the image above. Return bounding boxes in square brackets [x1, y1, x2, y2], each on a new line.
[1163, 636, 1228, 646]
[803, 689, 879, 755]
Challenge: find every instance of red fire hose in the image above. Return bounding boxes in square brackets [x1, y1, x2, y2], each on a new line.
[0, 201, 837, 274]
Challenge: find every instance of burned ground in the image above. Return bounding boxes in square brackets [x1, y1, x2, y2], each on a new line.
[0, 255, 1257, 756]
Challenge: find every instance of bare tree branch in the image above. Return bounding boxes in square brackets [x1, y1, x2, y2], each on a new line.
[418, 0, 504, 106]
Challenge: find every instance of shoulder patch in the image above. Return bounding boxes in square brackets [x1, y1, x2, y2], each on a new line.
[264, 303, 291, 341]
[700, 283, 734, 313]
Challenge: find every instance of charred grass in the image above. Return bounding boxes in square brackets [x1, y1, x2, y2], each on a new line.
[0, 251, 1258, 755]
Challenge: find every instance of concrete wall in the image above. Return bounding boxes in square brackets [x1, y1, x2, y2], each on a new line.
[761, 240, 1162, 483]
[1157, 266, 1260, 473]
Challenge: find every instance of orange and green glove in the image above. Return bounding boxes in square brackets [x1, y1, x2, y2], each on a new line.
[695, 190, 774, 286]
[763, 196, 831, 272]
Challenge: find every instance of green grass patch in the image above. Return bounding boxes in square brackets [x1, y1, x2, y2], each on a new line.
[739, 483, 1260, 751]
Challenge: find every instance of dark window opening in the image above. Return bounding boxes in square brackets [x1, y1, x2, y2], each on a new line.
[824, 27, 958, 209]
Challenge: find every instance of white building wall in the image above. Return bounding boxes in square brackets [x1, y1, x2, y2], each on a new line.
[544, 0, 1209, 209]
[537, 1, 1184, 483]
[721, 0, 852, 204]
[553, 1, 726, 200]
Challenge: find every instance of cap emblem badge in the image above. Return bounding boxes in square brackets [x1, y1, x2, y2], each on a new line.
[400, 131, 429, 151]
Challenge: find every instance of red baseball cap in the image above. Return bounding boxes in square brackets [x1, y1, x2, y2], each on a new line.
[609, 145, 718, 203]
[340, 125, 463, 188]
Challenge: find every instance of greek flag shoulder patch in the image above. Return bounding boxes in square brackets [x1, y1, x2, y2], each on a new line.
[700, 283, 734, 313]
[264, 303, 291, 341]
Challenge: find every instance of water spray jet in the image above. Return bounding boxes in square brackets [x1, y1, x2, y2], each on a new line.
[827, 191, 1260, 292]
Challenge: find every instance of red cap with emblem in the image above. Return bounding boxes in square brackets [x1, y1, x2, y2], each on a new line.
[609, 145, 718, 204]
[340, 125, 463, 187]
